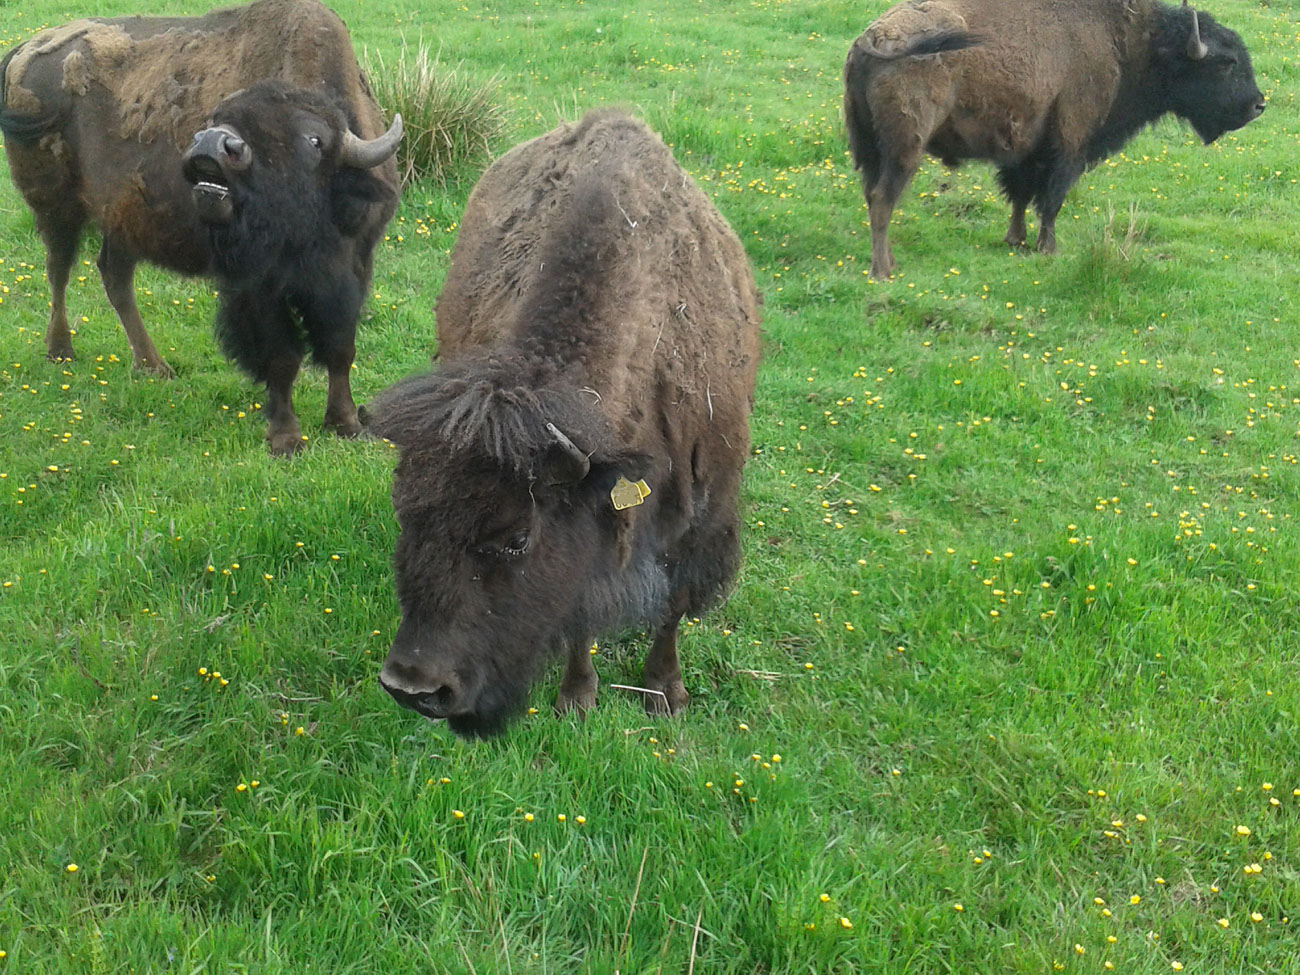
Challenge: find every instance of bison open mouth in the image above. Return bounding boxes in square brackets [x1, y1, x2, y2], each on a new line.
[184, 156, 234, 224]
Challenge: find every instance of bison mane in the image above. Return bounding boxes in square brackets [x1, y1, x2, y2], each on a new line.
[369, 355, 610, 476]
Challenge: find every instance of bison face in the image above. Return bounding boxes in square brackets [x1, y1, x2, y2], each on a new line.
[180, 80, 400, 272]
[1161, 7, 1265, 144]
[371, 371, 658, 737]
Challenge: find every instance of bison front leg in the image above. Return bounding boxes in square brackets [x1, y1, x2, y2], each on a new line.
[555, 639, 599, 715]
[263, 353, 305, 456]
[300, 280, 364, 439]
[97, 239, 175, 377]
[1034, 158, 1086, 255]
[641, 609, 690, 717]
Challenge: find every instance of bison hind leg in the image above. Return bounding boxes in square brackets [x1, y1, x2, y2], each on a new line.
[96, 238, 174, 377]
[996, 163, 1040, 248]
[36, 203, 86, 363]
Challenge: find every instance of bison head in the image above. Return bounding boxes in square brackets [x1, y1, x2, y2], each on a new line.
[181, 80, 401, 276]
[1160, 2, 1264, 144]
[368, 358, 664, 737]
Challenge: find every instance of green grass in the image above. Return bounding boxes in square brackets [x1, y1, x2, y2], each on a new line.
[2, 0, 1299, 972]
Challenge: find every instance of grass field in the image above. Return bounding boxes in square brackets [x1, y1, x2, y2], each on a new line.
[2, 0, 1299, 971]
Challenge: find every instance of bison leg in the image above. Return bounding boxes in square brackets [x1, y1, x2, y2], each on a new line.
[36, 206, 85, 362]
[865, 152, 921, 280]
[1034, 159, 1086, 255]
[996, 162, 1039, 248]
[555, 639, 599, 715]
[263, 353, 305, 456]
[96, 239, 174, 377]
[299, 281, 364, 438]
[641, 592, 691, 716]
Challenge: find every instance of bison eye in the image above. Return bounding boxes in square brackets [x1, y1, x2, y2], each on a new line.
[308, 134, 323, 150]
[502, 531, 531, 557]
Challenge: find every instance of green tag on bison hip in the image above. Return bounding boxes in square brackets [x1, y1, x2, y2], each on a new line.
[611, 476, 652, 510]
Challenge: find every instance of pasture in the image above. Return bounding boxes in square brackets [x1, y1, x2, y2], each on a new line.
[1, 0, 1298, 970]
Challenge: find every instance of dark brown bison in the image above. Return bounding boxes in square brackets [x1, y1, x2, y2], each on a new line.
[844, 0, 1266, 279]
[0, 0, 401, 455]
[369, 109, 761, 737]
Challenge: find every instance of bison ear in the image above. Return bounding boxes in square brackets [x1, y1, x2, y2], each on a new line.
[331, 168, 397, 235]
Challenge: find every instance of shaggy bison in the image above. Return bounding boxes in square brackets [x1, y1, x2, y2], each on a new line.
[0, 0, 401, 455]
[844, 0, 1265, 279]
[370, 109, 761, 737]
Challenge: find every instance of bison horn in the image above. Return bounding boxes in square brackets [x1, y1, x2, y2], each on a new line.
[544, 422, 591, 484]
[1183, 1, 1209, 60]
[339, 113, 404, 169]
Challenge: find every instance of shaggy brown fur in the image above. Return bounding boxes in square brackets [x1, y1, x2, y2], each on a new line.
[0, 0, 399, 455]
[371, 109, 761, 737]
[845, 0, 1265, 279]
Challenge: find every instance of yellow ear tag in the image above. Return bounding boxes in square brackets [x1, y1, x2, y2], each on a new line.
[611, 476, 652, 511]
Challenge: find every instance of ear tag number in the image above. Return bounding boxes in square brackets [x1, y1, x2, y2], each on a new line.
[611, 476, 652, 510]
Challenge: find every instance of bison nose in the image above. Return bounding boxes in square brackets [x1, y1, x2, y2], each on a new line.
[219, 133, 251, 168]
[184, 126, 253, 173]
[378, 663, 467, 720]
[1254, 100, 1266, 118]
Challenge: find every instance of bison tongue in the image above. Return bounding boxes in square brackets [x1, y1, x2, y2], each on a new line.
[191, 182, 233, 223]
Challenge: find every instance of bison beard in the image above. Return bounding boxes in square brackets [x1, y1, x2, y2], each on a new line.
[370, 110, 761, 737]
[844, 0, 1265, 278]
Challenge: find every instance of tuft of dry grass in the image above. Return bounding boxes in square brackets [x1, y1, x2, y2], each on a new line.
[364, 41, 508, 186]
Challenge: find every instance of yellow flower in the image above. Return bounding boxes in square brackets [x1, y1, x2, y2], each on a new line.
[1217, 917, 1230, 928]
[523, 813, 534, 822]
[65, 863, 78, 873]
[1236, 824, 1252, 837]
[1251, 912, 1263, 923]
[451, 810, 465, 820]
[839, 917, 853, 929]
[1130, 895, 1141, 905]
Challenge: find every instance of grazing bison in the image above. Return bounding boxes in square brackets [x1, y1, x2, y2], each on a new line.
[0, 0, 401, 455]
[370, 109, 761, 737]
[844, 0, 1265, 279]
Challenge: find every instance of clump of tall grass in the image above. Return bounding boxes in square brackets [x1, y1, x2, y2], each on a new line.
[364, 42, 508, 186]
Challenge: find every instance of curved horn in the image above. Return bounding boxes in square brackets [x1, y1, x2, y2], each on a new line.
[544, 422, 591, 484]
[339, 113, 403, 169]
[1183, 1, 1208, 60]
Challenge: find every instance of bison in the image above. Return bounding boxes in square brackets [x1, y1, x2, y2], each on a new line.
[844, 0, 1266, 279]
[0, 0, 401, 455]
[369, 109, 762, 737]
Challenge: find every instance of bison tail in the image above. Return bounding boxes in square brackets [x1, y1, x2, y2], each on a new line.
[843, 44, 881, 186]
[896, 30, 981, 59]
[0, 47, 60, 145]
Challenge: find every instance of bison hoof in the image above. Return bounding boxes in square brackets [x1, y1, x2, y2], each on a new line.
[45, 345, 75, 363]
[868, 260, 896, 281]
[643, 679, 689, 717]
[1004, 233, 1028, 248]
[555, 684, 598, 715]
[267, 431, 306, 457]
[135, 356, 176, 379]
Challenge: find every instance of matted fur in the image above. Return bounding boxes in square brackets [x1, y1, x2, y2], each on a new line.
[372, 109, 761, 736]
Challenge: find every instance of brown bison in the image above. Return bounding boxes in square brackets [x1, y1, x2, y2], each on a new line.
[0, 0, 401, 455]
[370, 109, 761, 737]
[844, 0, 1266, 279]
